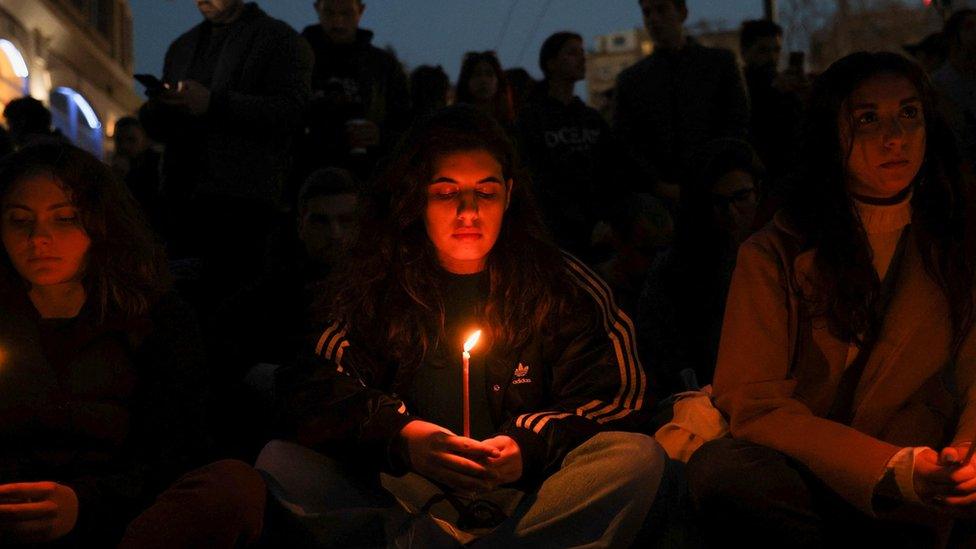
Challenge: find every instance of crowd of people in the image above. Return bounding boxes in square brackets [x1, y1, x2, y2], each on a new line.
[1, 0, 976, 546]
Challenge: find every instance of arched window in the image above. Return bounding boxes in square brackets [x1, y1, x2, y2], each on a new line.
[50, 87, 103, 158]
[0, 39, 29, 107]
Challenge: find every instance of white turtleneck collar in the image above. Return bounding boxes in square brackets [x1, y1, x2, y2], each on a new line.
[852, 191, 913, 235]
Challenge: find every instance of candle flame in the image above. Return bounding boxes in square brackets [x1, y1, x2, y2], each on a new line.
[463, 330, 482, 353]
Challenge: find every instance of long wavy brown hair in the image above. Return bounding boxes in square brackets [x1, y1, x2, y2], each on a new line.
[787, 52, 975, 353]
[0, 143, 170, 321]
[321, 105, 568, 380]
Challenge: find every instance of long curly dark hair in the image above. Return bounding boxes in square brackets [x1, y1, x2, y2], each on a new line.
[321, 105, 567, 376]
[787, 51, 975, 353]
[0, 143, 169, 321]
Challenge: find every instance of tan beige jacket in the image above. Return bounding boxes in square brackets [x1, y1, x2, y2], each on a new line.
[713, 214, 976, 515]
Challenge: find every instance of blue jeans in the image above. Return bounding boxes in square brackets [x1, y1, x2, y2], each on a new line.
[256, 431, 666, 548]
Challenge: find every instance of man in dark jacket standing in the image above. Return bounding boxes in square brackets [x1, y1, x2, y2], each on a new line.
[299, 0, 410, 180]
[139, 0, 312, 310]
[613, 0, 749, 202]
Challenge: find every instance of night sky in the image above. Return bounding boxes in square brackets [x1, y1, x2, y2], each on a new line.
[130, 0, 766, 88]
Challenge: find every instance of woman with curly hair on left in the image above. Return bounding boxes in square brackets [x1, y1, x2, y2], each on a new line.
[0, 143, 263, 547]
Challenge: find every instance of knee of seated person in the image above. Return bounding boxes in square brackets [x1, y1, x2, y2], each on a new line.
[186, 459, 267, 521]
[596, 431, 666, 482]
[686, 438, 768, 506]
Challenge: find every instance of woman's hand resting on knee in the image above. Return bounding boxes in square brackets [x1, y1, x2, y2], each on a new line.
[398, 420, 501, 494]
[0, 482, 78, 543]
[914, 444, 976, 514]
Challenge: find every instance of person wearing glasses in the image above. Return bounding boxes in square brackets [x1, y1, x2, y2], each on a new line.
[637, 138, 762, 396]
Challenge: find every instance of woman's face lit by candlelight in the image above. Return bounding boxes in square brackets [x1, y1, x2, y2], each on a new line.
[841, 73, 926, 199]
[425, 149, 511, 274]
[1, 176, 91, 288]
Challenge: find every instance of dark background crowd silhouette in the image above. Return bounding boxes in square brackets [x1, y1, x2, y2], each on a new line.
[2, 0, 976, 546]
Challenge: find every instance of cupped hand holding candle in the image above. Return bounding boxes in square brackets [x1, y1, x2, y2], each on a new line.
[481, 435, 523, 487]
[397, 420, 499, 493]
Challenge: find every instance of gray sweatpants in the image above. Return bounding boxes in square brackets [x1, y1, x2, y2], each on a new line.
[256, 431, 666, 548]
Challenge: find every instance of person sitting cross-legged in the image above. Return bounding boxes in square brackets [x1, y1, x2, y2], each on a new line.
[260, 105, 665, 547]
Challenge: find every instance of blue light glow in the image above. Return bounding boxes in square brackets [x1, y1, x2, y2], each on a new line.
[55, 87, 101, 129]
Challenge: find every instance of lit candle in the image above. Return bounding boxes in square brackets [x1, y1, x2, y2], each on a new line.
[462, 330, 481, 438]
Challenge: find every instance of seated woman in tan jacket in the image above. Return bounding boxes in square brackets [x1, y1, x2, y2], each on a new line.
[687, 51, 976, 547]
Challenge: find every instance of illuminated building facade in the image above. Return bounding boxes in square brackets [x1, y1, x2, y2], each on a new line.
[0, 0, 140, 157]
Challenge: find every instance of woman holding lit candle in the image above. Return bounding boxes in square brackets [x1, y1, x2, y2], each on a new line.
[0, 143, 264, 546]
[265, 105, 665, 547]
[687, 52, 976, 546]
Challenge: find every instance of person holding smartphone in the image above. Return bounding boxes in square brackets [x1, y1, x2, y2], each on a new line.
[138, 0, 312, 314]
